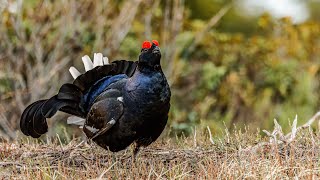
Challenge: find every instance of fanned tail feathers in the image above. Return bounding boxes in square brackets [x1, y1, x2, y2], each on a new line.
[20, 100, 47, 138]
[20, 84, 84, 138]
[20, 53, 137, 138]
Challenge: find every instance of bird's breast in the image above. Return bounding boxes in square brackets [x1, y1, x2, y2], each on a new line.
[124, 71, 170, 113]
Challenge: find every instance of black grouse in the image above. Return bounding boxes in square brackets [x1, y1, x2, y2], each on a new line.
[20, 40, 171, 154]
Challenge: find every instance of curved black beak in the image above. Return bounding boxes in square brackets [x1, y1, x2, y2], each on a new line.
[152, 45, 160, 55]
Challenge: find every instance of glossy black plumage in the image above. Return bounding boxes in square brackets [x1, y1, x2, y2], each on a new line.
[20, 43, 171, 153]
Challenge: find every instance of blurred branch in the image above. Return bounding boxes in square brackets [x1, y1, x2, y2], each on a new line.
[182, 3, 232, 59]
[144, 0, 161, 40]
[92, 0, 111, 51]
[166, 2, 231, 86]
[162, 0, 185, 83]
[106, 0, 143, 55]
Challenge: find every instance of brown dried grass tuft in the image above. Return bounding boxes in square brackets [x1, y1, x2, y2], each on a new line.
[0, 125, 319, 179]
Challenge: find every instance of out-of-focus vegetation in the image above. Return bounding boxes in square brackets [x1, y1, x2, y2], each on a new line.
[0, 0, 320, 140]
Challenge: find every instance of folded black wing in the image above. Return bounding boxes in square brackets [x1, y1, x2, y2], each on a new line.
[73, 60, 137, 92]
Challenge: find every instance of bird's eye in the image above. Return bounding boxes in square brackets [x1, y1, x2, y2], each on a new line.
[143, 49, 148, 52]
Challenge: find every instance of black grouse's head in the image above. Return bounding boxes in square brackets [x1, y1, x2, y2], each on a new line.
[138, 40, 161, 69]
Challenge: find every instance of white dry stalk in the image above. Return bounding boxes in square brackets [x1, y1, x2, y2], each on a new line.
[263, 116, 297, 144]
[97, 161, 118, 179]
[243, 111, 320, 153]
[288, 115, 298, 143]
[262, 129, 275, 143]
[206, 126, 215, 145]
[273, 119, 285, 142]
[285, 111, 320, 139]
[308, 126, 316, 147]
[56, 133, 64, 151]
[193, 127, 197, 148]
[223, 122, 230, 144]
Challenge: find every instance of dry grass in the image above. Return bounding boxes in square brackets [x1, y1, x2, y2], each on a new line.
[1, 126, 319, 179]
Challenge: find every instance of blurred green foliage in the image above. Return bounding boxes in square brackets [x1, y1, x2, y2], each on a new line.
[179, 17, 320, 134]
[0, 0, 320, 140]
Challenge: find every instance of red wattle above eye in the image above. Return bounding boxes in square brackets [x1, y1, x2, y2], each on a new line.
[142, 41, 152, 49]
[152, 40, 159, 46]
